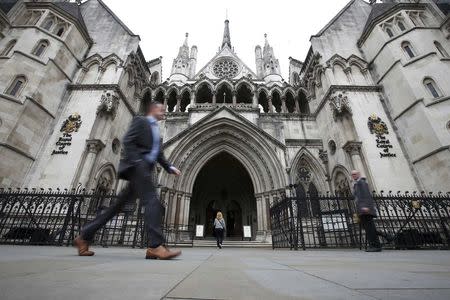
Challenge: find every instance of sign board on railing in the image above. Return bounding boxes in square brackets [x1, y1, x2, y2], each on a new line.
[243, 225, 251, 238]
[195, 225, 204, 237]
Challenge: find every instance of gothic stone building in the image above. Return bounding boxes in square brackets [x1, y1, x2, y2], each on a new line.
[0, 0, 449, 240]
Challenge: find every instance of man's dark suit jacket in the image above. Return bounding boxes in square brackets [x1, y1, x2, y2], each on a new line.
[353, 178, 377, 217]
[118, 116, 173, 180]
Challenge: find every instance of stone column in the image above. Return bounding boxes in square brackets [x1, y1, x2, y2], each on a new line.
[167, 191, 176, 225]
[294, 95, 300, 113]
[252, 92, 258, 109]
[176, 193, 184, 225]
[175, 94, 181, 112]
[343, 141, 365, 175]
[163, 94, 169, 110]
[183, 194, 191, 226]
[281, 95, 287, 113]
[256, 195, 264, 239]
[77, 139, 105, 188]
[268, 95, 274, 113]
[212, 91, 217, 105]
[190, 92, 195, 108]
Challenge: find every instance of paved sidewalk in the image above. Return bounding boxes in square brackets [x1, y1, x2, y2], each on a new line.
[0, 245, 449, 300]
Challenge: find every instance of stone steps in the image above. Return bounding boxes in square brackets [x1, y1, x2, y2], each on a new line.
[193, 239, 272, 248]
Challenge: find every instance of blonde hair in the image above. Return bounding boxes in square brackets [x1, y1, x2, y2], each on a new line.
[216, 212, 223, 220]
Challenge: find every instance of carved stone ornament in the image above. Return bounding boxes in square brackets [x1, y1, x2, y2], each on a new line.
[97, 90, 119, 119]
[329, 92, 352, 121]
[318, 149, 329, 164]
[367, 114, 388, 135]
[60, 113, 82, 133]
[367, 114, 396, 158]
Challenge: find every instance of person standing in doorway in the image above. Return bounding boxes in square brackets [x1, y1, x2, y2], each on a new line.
[351, 170, 382, 252]
[74, 101, 182, 260]
[214, 211, 226, 249]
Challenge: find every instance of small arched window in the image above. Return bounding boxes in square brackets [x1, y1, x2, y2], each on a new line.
[434, 41, 449, 58]
[32, 40, 49, 57]
[5, 75, 27, 97]
[55, 26, 65, 37]
[401, 41, 415, 59]
[397, 21, 406, 31]
[43, 19, 54, 31]
[423, 78, 441, 99]
[1, 39, 16, 56]
[386, 28, 394, 38]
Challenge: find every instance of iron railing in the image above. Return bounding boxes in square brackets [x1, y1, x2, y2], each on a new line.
[270, 191, 450, 250]
[0, 188, 194, 247]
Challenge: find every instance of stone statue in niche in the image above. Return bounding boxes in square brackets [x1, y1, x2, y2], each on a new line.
[97, 90, 119, 119]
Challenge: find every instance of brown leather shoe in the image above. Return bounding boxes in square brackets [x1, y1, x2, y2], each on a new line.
[145, 245, 181, 260]
[74, 236, 95, 256]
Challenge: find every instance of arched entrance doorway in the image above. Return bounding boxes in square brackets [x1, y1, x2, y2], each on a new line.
[189, 152, 256, 239]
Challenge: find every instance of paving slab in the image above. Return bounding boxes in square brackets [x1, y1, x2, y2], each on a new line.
[0, 246, 449, 300]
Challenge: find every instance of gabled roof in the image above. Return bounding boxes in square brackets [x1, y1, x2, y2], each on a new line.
[435, 0, 450, 15]
[53, 1, 88, 33]
[361, 3, 397, 39]
[0, 0, 17, 14]
[358, 2, 426, 46]
[193, 45, 257, 80]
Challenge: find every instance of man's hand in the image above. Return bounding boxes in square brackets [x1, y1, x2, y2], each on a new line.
[170, 166, 181, 176]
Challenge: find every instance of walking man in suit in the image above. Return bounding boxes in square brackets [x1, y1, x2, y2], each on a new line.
[351, 170, 382, 252]
[74, 101, 182, 260]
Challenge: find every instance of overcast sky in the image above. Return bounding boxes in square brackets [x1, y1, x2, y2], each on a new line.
[102, 0, 353, 80]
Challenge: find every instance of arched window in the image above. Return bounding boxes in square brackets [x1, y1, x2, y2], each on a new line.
[258, 91, 269, 113]
[401, 41, 415, 59]
[271, 91, 282, 113]
[32, 40, 49, 57]
[423, 78, 441, 99]
[298, 90, 310, 114]
[1, 39, 16, 56]
[386, 28, 394, 38]
[434, 41, 449, 58]
[236, 84, 252, 104]
[195, 84, 213, 103]
[43, 19, 54, 31]
[55, 26, 65, 37]
[397, 21, 406, 31]
[5, 75, 27, 97]
[292, 72, 300, 86]
[150, 72, 159, 85]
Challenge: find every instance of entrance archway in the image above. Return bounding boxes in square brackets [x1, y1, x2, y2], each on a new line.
[190, 152, 256, 238]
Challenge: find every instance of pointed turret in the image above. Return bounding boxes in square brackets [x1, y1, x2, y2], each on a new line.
[169, 33, 197, 83]
[255, 34, 282, 83]
[221, 19, 231, 49]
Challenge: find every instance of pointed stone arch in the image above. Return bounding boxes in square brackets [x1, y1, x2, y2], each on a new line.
[290, 147, 328, 193]
[194, 78, 214, 94]
[331, 164, 352, 196]
[160, 117, 286, 195]
[235, 77, 256, 93]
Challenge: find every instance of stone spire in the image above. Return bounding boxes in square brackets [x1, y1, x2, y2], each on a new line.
[169, 33, 197, 82]
[256, 33, 282, 83]
[221, 19, 231, 49]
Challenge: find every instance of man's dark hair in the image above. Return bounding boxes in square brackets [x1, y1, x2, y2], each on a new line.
[145, 101, 163, 113]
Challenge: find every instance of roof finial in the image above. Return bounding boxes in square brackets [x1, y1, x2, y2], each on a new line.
[221, 19, 231, 49]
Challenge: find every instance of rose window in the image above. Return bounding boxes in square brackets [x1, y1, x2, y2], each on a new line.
[212, 59, 239, 78]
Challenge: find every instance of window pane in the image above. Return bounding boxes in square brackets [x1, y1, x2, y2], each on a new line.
[386, 28, 393, 37]
[398, 22, 406, 31]
[34, 44, 46, 56]
[404, 45, 415, 58]
[9, 80, 23, 96]
[43, 20, 53, 30]
[426, 82, 440, 98]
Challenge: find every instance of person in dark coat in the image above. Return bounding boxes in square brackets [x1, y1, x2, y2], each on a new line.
[351, 170, 382, 252]
[74, 102, 182, 260]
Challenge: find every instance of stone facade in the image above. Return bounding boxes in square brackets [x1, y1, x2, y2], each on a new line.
[0, 0, 449, 240]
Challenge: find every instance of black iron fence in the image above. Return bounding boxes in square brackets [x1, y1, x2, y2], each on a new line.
[0, 188, 194, 247]
[270, 191, 450, 250]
